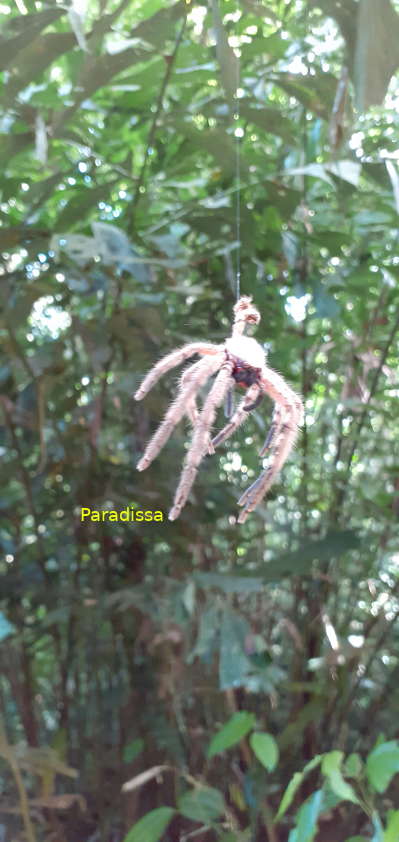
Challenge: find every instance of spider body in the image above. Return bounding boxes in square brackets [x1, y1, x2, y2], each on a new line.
[231, 363, 261, 389]
[225, 336, 264, 389]
[134, 296, 303, 523]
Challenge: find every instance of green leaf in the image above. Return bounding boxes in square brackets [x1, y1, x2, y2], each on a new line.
[0, 8, 64, 70]
[284, 163, 334, 185]
[326, 160, 361, 187]
[122, 807, 175, 842]
[262, 531, 360, 580]
[241, 103, 296, 143]
[274, 70, 337, 118]
[131, 2, 185, 51]
[123, 738, 144, 764]
[277, 772, 303, 826]
[172, 120, 237, 176]
[345, 837, 369, 842]
[294, 789, 324, 842]
[275, 756, 322, 821]
[321, 751, 359, 804]
[383, 810, 399, 842]
[190, 603, 220, 662]
[178, 786, 225, 823]
[207, 711, 255, 759]
[366, 741, 399, 793]
[3, 32, 75, 105]
[344, 753, 363, 779]
[219, 609, 253, 689]
[249, 732, 279, 772]
[55, 182, 119, 229]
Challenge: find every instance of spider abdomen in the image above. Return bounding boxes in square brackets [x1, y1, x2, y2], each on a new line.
[230, 358, 261, 388]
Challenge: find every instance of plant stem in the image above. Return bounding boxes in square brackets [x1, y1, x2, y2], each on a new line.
[0, 716, 37, 842]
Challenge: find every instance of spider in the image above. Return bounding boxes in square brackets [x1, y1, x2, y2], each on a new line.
[134, 296, 304, 523]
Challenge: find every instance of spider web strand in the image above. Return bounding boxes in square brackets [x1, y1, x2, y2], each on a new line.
[234, 31, 241, 303]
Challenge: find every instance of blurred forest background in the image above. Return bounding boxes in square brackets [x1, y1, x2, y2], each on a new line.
[1, 0, 399, 840]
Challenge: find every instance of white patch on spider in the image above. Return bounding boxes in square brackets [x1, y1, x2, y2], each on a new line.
[225, 336, 266, 369]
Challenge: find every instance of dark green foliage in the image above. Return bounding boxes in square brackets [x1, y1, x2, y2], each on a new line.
[1, 0, 399, 840]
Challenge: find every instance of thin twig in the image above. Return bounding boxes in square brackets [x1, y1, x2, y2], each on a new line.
[6, 326, 47, 472]
[301, 312, 309, 536]
[1, 399, 64, 674]
[128, 12, 187, 227]
[334, 301, 399, 515]
[1, 399, 48, 580]
[339, 603, 399, 733]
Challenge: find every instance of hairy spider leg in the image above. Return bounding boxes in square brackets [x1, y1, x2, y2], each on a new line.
[180, 360, 215, 454]
[237, 410, 298, 523]
[237, 369, 303, 522]
[238, 411, 303, 522]
[244, 391, 264, 411]
[179, 359, 205, 427]
[238, 412, 295, 521]
[259, 404, 284, 457]
[134, 342, 220, 401]
[224, 389, 234, 418]
[136, 353, 224, 472]
[169, 362, 234, 521]
[211, 383, 261, 450]
[240, 400, 301, 508]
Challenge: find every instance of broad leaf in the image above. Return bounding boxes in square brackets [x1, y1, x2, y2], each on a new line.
[219, 609, 253, 689]
[344, 754, 363, 780]
[262, 531, 360, 580]
[345, 837, 369, 842]
[208, 712, 255, 759]
[178, 786, 225, 823]
[122, 739, 144, 764]
[366, 741, 399, 793]
[383, 810, 399, 842]
[275, 756, 322, 821]
[122, 807, 175, 842]
[321, 751, 359, 804]
[291, 789, 324, 842]
[0, 8, 64, 70]
[249, 732, 279, 772]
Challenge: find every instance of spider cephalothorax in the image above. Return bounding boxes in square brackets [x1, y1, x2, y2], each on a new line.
[134, 296, 303, 523]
